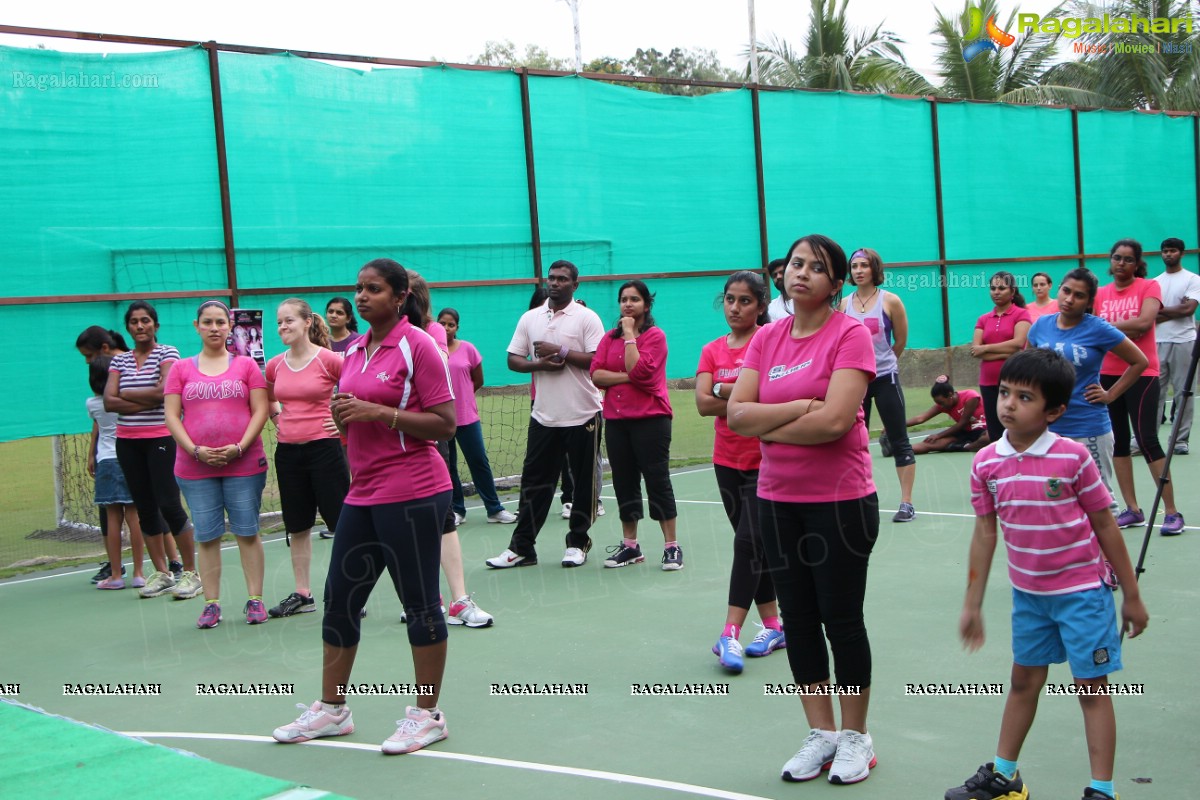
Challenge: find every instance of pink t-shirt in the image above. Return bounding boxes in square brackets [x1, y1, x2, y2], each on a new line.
[697, 334, 761, 471]
[446, 341, 482, 427]
[590, 327, 672, 421]
[340, 319, 454, 505]
[265, 348, 343, 444]
[1026, 300, 1059, 322]
[425, 321, 449, 356]
[946, 388, 987, 431]
[744, 314, 877, 503]
[163, 355, 267, 480]
[970, 431, 1113, 595]
[1095, 278, 1162, 377]
[975, 305, 1033, 386]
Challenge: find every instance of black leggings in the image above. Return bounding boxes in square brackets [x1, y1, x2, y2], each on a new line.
[863, 372, 915, 468]
[759, 494, 879, 688]
[714, 465, 774, 610]
[322, 492, 450, 649]
[115, 436, 189, 537]
[980, 384, 1003, 443]
[1102, 374, 1166, 461]
[605, 416, 677, 523]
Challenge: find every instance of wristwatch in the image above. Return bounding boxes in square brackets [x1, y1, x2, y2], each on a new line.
[713, 383, 722, 398]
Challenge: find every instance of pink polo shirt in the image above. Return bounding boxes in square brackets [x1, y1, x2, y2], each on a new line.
[446, 341, 482, 427]
[970, 431, 1113, 595]
[339, 319, 454, 505]
[697, 334, 761, 471]
[265, 348, 343, 444]
[163, 355, 268, 480]
[590, 326, 672, 421]
[1095, 278, 1162, 377]
[975, 305, 1033, 386]
[744, 314, 876, 503]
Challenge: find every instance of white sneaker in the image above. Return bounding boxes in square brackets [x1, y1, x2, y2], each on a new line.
[596, 501, 605, 516]
[453, 512, 465, 527]
[485, 549, 536, 568]
[381, 706, 447, 754]
[272, 701, 354, 743]
[781, 729, 838, 782]
[172, 570, 203, 600]
[828, 729, 875, 784]
[447, 594, 494, 627]
[560, 502, 573, 519]
[561, 546, 588, 567]
[486, 509, 517, 524]
[138, 570, 177, 599]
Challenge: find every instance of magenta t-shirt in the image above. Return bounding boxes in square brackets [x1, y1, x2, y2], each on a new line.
[163, 355, 268, 480]
[446, 341, 482, 427]
[340, 319, 454, 505]
[1095, 278, 1162, 377]
[697, 334, 761, 471]
[590, 327, 673, 421]
[744, 314, 877, 503]
[975, 305, 1033, 386]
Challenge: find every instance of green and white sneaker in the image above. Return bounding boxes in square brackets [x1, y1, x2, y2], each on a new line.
[138, 571, 177, 599]
[172, 570, 203, 600]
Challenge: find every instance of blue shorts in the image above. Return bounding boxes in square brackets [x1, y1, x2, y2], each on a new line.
[177, 472, 267, 542]
[93, 459, 133, 506]
[1011, 586, 1122, 679]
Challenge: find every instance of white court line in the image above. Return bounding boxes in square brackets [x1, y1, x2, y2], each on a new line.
[122, 731, 773, 800]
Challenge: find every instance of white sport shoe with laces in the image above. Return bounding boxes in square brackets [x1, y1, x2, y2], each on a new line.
[272, 701, 354, 743]
[381, 706, 447, 754]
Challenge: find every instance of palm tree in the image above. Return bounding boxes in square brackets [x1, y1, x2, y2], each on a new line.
[1043, 0, 1200, 110]
[749, 0, 935, 94]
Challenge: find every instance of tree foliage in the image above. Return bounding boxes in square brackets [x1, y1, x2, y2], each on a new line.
[471, 40, 573, 71]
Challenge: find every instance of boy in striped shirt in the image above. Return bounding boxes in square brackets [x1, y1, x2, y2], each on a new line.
[946, 349, 1148, 800]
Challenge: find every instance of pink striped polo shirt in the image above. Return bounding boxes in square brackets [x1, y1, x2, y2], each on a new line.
[970, 431, 1113, 596]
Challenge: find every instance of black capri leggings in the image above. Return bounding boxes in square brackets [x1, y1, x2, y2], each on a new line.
[115, 436, 189, 537]
[758, 493, 879, 688]
[1102, 374, 1165, 461]
[979, 384, 1003, 443]
[714, 465, 775, 610]
[605, 416, 678, 523]
[322, 491, 451, 650]
[862, 372, 915, 468]
[275, 439, 349, 535]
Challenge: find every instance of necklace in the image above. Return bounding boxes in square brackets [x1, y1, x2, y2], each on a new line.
[854, 288, 879, 313]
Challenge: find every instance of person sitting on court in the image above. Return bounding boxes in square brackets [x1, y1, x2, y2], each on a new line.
[946, 347, 1147, 800]
[887, 376, 990, 456]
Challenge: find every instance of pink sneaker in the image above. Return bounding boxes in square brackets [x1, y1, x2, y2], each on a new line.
[273, 701, 354, 743]
[96, 577, 125, 590]
[381, 706, 448, 754]
[196, 602, 222, 629]
[244, 599, 267, 625]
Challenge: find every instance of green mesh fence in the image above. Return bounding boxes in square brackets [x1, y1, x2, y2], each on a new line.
[2, 42, 1198, 570]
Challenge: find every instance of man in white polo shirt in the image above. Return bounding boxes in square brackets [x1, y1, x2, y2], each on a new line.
[765, 258, 792, 321]
[487, 260, 605, 569]
[1153, 237, 1200, 455]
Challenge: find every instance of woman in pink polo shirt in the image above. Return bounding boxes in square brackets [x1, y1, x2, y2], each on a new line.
[273, 258, 456, 755]
[728, 234, 879, 785]
[591, 280, 681, 571]
[164, 301, 270, 629]
[1096, 238, 1182, 533]
[264, 299, 348, 619]
[971, 271, 1033, 441]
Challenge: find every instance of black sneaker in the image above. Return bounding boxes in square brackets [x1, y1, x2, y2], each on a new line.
[661, 545, 684, 571]
[318, 528, 334, 539]
[268, 592, 316, 618]
[90, 562, 126, 583]
[892, 502, 916, 523]
[168, 560, 184, 581]
[945, 763, 1028, 800]
[878, 433, 892, 458]
[1082, 788, 1116, 800]
[603, 543, 644, 568]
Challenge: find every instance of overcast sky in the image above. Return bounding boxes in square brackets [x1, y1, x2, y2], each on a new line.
[1, 0, 1066, 81]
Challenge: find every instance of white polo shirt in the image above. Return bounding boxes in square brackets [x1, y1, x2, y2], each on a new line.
[508, 299, 604, 427]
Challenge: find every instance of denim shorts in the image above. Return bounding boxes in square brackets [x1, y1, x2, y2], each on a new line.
[177, 472, 267, 542]
[93, 459, 133, 506]
[1011, 586, 1122, 679]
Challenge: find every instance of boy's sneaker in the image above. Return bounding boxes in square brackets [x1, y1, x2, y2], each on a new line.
[879, 433, 893, 458]
[269, 592, 316, 618]
[596, 501, 605, 516]
[172, 571, 203, 600]
[138, 571, 177, 598]
[712, 636, 744, 674]
[245, 599, 268, 624]
[892, 502, 916, 523]
[486, 509, 517, 524]
[945, 762, 1028, 800]
[196, 602, 222, 629]
[745, 624, 786, 657]
[560, 502, 573, 519]
[1161, 512, 1185, 536]
[1115, 508, 1145, 528]
[273, 701, 354, 743]
[486, 548, 537, 569]
[96, 577, 125, 590]
[829, 729, 875, 784]
[661, 545, 684, 571]
[561, 545, 589, 568]
[604, 543, 644, 568]
[1082, 788, 1117, 800]
[781, 729, 838, 782]
[447, 594, 494, 628]
[381, 706, 448, 754]
[168, 560, 184, 580]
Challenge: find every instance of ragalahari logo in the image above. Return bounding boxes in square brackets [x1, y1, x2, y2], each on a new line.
[962, 6, 1017, 61]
